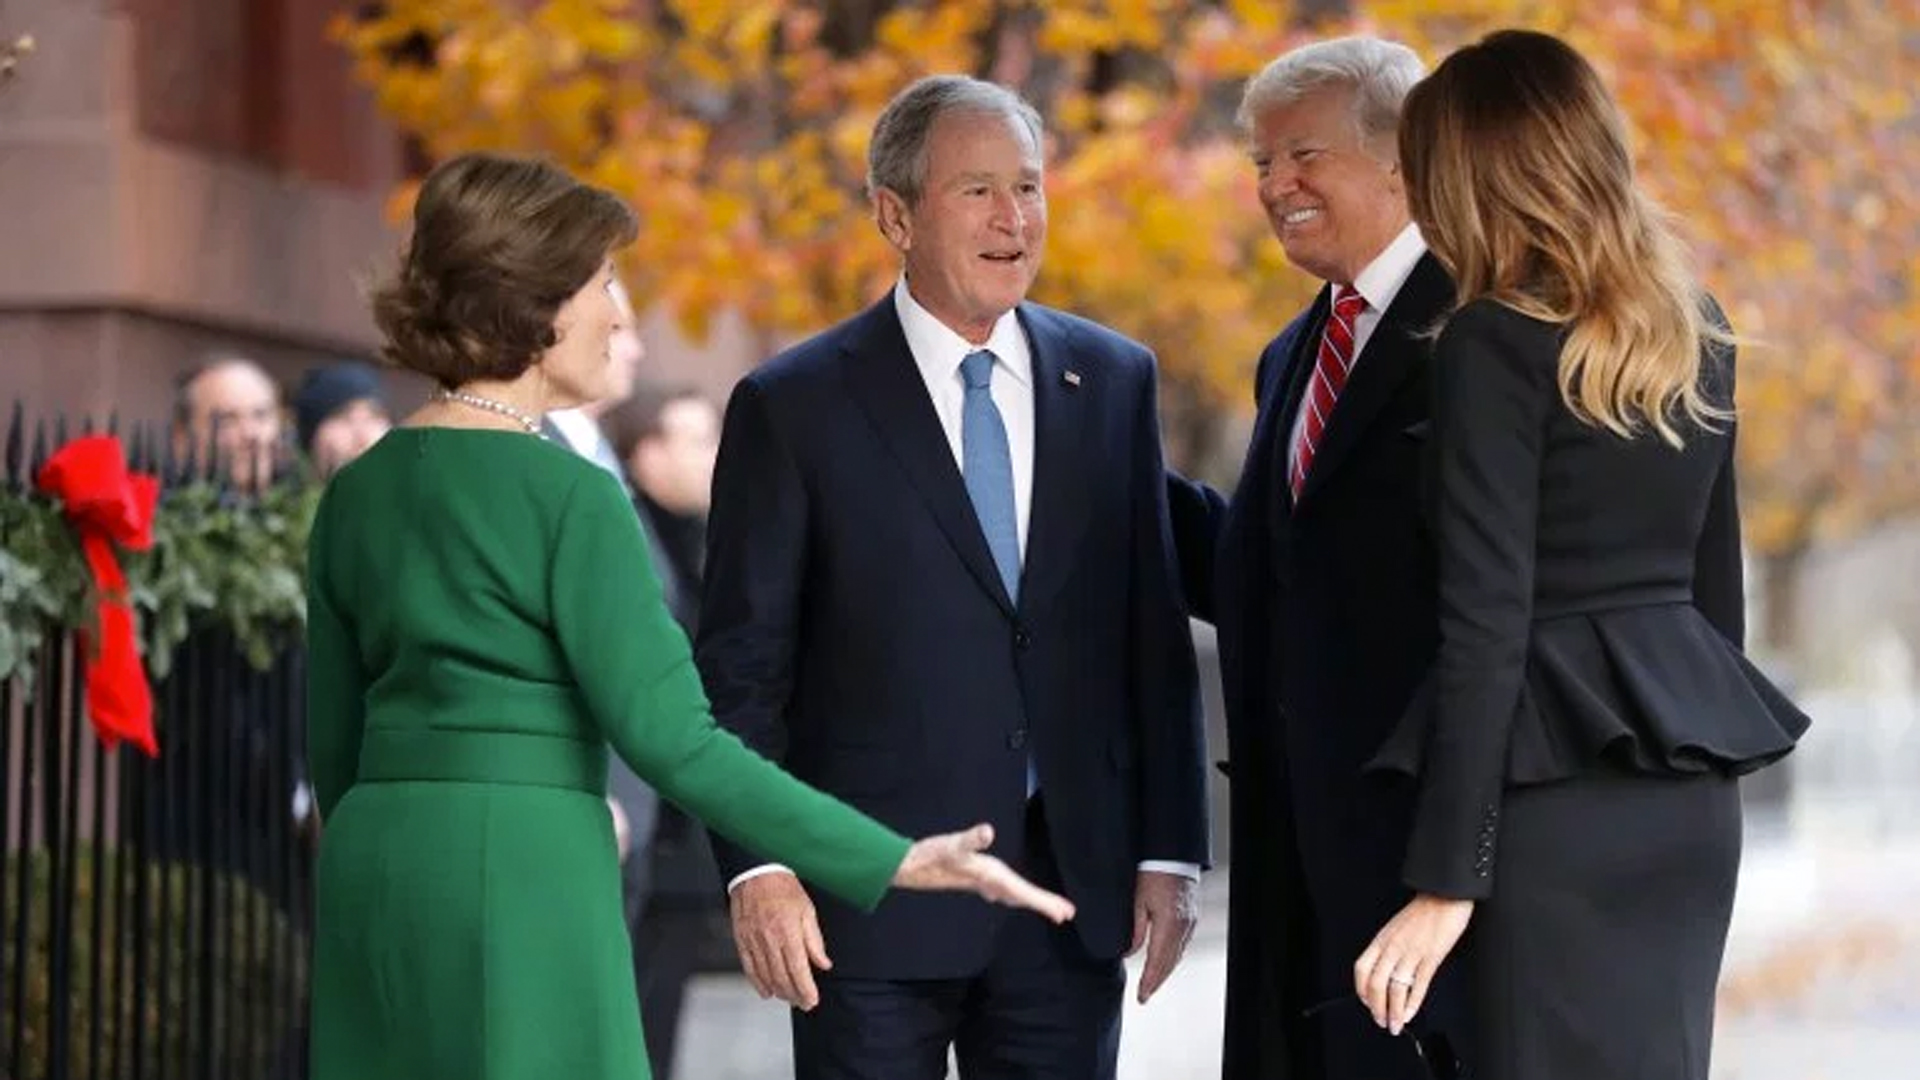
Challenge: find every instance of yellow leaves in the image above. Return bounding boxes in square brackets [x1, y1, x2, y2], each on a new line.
[1755, 36, 1807, 82]
[530, 77, 607, 157]
[1356, 0, 1920, 556]
[381, 179, 424, 228]
[873, 3, 994, 76]
[535, 0, 644, 63]
[726, 1, 784, 57]
[1036, 0, 1180, 55]
[663, 0, 789, 75]
[339, 0, 1920, 538]
[1093, 86, 1165, 132]
[1037, 130, 1297, 409]
[1224, 0, 1287, 35]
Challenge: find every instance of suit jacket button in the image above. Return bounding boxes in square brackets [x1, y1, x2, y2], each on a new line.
[1013, 628, 1032, 650]
[1007, 730, 1027, 750]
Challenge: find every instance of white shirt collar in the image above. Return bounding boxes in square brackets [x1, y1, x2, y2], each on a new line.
[1348, 223, 1428, 313]
[892, 277, 1031, 388]
[545, 408, 601, 450]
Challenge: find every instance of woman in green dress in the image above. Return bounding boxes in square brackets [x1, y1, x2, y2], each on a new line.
[305, 152, 1074, 1080]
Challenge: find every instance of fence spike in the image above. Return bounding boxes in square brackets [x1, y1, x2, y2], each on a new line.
[4, 399, 21, 490]
[30, 417, 48, 478]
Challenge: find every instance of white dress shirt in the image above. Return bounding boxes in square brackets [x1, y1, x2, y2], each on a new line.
[546, 408, 630, 490]
[895, 278, 1037, 555]
[1287, 223, 1429, 476]
[729, 278, 1197, 892]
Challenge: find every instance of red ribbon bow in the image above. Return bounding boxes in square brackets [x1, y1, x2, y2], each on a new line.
[35, 434, 161, 756]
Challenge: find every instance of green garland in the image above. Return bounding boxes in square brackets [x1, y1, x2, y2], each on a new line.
[0, 479, 320, 689]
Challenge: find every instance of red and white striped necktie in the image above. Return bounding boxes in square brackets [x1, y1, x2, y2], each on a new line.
[1289, 285, 1369, 499]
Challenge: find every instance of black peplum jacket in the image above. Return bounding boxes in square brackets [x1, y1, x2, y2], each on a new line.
[1369, 297, 1810, 899]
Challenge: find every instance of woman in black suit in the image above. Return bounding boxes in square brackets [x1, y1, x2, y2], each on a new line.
[1352, 29, 1811, 1080]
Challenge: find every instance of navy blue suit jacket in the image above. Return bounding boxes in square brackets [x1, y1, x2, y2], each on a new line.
[696, 295, 1209, 980]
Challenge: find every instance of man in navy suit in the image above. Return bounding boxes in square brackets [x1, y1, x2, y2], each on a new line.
[1164, 37, 1477, 1080]
[696, 74, 1211, 1080]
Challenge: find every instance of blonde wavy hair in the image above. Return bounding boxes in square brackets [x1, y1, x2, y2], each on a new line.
[1399, 29, 1730, 445]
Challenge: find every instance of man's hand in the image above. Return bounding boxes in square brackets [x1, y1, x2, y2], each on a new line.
[729, 872, 831, 1011]
[1129, 870, 1200, 1004]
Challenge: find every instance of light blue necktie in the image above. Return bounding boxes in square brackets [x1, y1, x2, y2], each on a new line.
[960, 350, 1036, 795]
[960, 350, 1021, 602]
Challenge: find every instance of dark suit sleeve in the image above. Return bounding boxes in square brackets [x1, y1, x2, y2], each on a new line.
[1160, 316, 1306, 627]
[1129, 354, 1212, 868]
[693, 377, 812, 882]
[1164, 472, 1227, 624]
[1402, 304, 1551, 900]
[1691, 343, 1745, 649]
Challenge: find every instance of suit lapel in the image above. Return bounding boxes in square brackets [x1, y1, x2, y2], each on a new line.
[1014, 305, 1091, 620]
[841, 299, 1017, 616]
[1297, 254, 1452, 505]
[1267, 291, 1328, 527]
[1223, 330, 1297, 606]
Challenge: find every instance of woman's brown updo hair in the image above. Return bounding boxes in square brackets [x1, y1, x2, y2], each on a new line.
[372, 153, 639, 388]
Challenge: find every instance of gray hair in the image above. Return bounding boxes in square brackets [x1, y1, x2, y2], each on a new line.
[867, 75, 1044, 206]
[1237, 37, 1425, 158]
[172, 351, 275, 429]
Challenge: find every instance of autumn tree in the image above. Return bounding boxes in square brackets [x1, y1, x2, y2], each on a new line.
[335, 0, 1323, 469]
[1366, 0, 1920, 654]
[337, 0, 1920, 654]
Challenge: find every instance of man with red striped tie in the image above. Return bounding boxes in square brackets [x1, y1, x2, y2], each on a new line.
[1165, 36, 1477, 1080]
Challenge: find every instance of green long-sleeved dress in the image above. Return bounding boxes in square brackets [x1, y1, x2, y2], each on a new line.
[304, 427, 910, 1080]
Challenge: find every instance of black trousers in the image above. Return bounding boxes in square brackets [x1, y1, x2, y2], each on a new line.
[791, 798, 1125, 1080]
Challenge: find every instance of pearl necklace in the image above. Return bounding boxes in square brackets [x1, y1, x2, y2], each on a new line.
[434, 389, 546, 437]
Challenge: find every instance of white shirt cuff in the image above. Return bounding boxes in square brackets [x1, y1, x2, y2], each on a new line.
[727, 863, 797, 893]
[1138, 860, 1201, 881]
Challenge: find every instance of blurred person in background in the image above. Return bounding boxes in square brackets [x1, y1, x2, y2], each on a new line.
[607, 384, 718, 625]
[294, 361, 392, 478]
[172, 352, 284, 492]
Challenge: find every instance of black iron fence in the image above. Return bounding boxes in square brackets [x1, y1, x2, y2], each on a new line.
[1, 408, 312, 1080]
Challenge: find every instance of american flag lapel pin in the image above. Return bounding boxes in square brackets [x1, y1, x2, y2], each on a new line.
[1063, 370, 1082, 388]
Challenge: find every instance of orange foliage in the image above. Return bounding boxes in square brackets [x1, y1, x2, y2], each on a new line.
[1370, 0, 1920, 560]
[336, 0, 1920, 555]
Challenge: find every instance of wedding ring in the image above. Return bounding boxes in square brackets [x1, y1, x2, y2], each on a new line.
[1389, 973, 1415, 988]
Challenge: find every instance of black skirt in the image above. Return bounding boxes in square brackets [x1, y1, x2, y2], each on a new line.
[1471, 767, 1742, 1080]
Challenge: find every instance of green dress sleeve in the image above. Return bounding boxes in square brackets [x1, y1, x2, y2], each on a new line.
[546, 469, 910, 911]
[305, 493, 367, 823]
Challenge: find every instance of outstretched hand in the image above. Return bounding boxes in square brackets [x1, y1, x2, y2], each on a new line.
[893, 824, 1076, 924]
